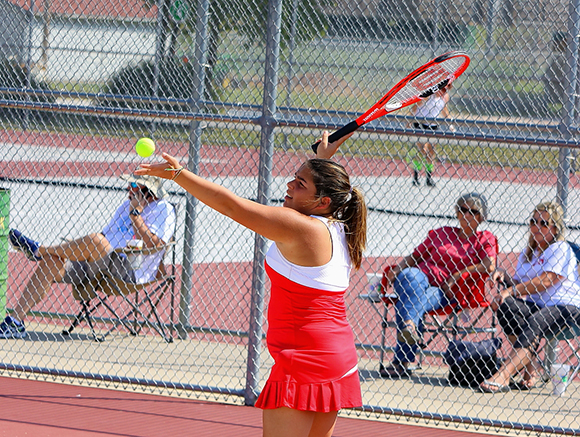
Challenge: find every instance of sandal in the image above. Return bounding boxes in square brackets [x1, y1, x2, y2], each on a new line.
[509, 373, 549, 391]
[509, 361, 547, 390]
[479, 380, 511, 393]
[380, 363, 412, 379]
[397, 322, 422, 346]
[509, 380, 535, 391]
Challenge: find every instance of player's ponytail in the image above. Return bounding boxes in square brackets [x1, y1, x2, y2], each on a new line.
[337, 186, 367, 269]
[306, 159, 367, 269]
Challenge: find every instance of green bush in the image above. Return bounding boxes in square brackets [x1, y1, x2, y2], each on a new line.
[0, 59, 54, 102]
[0, 59, 54, 124]
[100, 58, 199, 110]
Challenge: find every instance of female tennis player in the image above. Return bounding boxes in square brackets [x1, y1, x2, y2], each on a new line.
[135, 132, 366, 437]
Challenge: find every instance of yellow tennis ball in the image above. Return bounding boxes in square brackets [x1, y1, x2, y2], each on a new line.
[135, 138, 155, 158]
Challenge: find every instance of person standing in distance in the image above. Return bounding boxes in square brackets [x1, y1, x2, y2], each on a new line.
[135, 132, 366, 437]
[409, 83, 452, 187]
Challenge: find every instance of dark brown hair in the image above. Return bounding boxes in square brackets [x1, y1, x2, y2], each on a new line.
[305, 159, 367, 269]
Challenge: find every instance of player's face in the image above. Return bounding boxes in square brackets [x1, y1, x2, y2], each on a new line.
[128, 183, 151, 200]
[284, 165, 320, 214]
[530, 210, 557, 250]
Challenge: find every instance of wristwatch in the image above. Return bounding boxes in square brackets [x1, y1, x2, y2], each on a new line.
[129, 209, 141, 217]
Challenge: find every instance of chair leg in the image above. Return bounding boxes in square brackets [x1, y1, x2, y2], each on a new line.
[62, 301, 91, 336]
[422, 311, 455, 350]
[83, 301, 107, 343]
[379, 305, 388, 371]
[566, 337, 580, 381]
[114, 283, 173, 343]
[98, 296, 139, 338]
[540, 338, 560, 380]
[62, 300, 107, 342]
[139, 286, 173, 343]
[133, 283, 169, 336]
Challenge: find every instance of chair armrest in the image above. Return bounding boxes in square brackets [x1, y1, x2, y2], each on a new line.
[453, 270, 490, 308]
[115, 240, 176, 256]
[381, 265, 398, 291]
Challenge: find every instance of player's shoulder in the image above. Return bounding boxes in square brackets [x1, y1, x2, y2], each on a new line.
[548, 240, 572, 255]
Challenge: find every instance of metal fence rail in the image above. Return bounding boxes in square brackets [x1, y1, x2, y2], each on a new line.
[1, 0, 580, 434]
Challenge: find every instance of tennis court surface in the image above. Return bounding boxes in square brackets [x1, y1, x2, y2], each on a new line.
[0, 375, 510, 436]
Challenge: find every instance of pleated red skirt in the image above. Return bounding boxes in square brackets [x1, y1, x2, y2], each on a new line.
[255, 263, 362, 412]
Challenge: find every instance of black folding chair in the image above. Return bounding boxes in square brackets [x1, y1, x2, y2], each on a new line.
[62, 240, 177, 343]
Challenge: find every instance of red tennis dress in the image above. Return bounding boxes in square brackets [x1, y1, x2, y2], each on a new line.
[255, 217, 362, 412]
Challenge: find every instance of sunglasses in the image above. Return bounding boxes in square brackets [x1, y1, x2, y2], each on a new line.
[530, 218, 551, 228]
[458, 206, 480, 216]
[128, 182, 152, 197]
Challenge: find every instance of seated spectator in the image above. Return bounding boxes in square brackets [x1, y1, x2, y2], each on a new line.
[381, 193, 497, 378]
[1, 174, 176, 339]
[480, 201, 580, 393]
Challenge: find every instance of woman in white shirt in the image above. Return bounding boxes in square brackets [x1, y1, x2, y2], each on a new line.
[480, 201, 580, 393]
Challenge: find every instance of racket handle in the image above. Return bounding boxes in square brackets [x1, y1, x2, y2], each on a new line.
[311, 121, 360, 153]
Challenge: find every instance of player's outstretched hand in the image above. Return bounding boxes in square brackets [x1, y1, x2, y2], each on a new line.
[315, 131, 354, 159]
[135, 152, 184, 180]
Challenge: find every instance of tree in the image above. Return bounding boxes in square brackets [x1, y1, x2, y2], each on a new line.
[142, 0, 329, 100]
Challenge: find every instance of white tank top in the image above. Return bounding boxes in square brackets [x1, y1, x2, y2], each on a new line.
[265, 216, 352, 292]
[415, 95, 446, 119]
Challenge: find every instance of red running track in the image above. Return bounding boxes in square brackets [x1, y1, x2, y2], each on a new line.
[1, 128, 578, 186]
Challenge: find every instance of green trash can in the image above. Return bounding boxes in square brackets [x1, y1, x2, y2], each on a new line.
[0, 189, 10, 319]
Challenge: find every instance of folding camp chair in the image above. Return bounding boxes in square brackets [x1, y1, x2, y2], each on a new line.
[62, 240, 177, 343]
[485, 240, 580, 388]
[536, 240, 580, 383]
[362, 265, 496, 374]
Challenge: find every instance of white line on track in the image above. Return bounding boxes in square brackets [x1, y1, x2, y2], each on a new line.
[0, 143, 223, 164]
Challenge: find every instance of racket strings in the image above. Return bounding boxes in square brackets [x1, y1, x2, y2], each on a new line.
[388, 57, 466, 107]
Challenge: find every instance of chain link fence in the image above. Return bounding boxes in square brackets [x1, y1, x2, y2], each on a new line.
[1, 0, 580, 434]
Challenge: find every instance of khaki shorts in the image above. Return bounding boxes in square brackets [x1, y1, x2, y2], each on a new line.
[61, 252, 135, 285]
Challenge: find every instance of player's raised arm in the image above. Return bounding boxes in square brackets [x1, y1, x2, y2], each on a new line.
[135, 151, 365, 269]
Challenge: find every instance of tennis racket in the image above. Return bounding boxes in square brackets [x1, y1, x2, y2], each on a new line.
[312, 51, 470, 152]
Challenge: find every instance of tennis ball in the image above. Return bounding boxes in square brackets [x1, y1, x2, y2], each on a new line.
[135, 138, 155, 158]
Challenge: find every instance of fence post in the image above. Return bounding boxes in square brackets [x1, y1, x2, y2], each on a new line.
[282, 0, 299, 151]
[0, 189, 9, 319]
[177, 0, 210, 339]
[244, 0, 284, 406]
[150, 0, 168, 135]
[556, 0, 580, 214]
[484, 0, 500, 54]
[22, 0, 35, 130]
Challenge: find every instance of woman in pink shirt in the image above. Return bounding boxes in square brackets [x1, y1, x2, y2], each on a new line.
[381, 193, 498, 378]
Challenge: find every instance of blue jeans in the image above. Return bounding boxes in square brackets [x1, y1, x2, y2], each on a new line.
[393, 267, 451, 364]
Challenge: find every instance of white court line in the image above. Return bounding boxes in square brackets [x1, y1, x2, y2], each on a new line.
[4, 173, 580, 264]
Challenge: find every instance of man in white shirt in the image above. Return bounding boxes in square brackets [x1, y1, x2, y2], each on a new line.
[1, 174, 176, 339]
